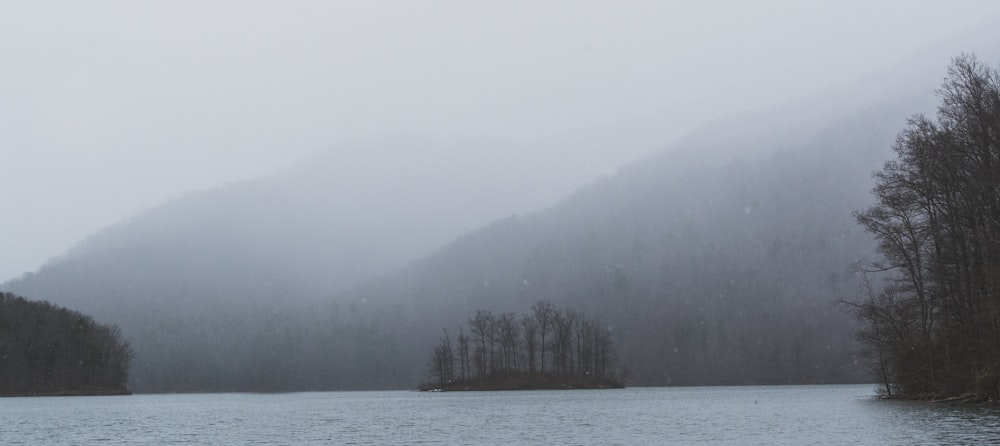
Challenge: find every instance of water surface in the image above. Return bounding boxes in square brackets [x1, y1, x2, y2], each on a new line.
[4, 385, 1000, 445]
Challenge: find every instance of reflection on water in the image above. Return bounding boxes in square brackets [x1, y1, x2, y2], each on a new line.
[859, 397, 1000, 445]
[3, 385, 1000, 445]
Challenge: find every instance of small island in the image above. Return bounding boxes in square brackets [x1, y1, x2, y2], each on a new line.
[420, 301, 624, 391]
[0, 292, 133, 397]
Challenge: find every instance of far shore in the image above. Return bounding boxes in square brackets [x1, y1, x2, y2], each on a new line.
[1, 389, 131, 397]
[419, 372, 624, 392]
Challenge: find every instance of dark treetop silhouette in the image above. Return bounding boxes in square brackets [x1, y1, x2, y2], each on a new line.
[0, 292, 133, 396]
[850, 54, 1000, 401]
[421, 301, 623, 391]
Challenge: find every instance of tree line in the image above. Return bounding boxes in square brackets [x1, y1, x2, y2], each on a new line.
[0, 292, 133, 396]
[851, 54, 1000, 399]
[425, 301, 620, 389]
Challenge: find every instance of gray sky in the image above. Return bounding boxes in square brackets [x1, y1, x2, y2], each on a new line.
[2, 0, 999, 281]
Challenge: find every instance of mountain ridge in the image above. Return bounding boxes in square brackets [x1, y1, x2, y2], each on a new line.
[2, 69, 945, 391]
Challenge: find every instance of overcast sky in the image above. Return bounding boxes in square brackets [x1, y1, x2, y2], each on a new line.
[2, 1, 999, 281]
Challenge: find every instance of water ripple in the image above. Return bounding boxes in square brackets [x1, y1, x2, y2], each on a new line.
[3, 385, 1000, 445]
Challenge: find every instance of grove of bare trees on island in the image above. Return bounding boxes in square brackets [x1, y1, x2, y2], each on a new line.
[0, 292, 133, 396]
[851, 54, 1000, 400]
[422, 301, 622, 390]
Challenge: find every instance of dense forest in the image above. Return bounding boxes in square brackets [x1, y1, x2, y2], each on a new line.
[851, 54, 1000, 400]
[0, 292, 132, 396]
[422, 302, 621, 390]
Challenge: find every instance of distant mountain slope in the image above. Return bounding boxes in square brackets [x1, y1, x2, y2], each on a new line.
[2, 137, 600, 391]
[3, 85, 943, 392]
[341, 97, 933, 387]
[4, 92, 928, 391]
[9, 137, 583, 308]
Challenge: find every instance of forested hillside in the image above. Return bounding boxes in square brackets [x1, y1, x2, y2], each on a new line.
[0, 292, 132, 396]
[345, 99, 926, 387]
[1, 138, 585, 392]
[2, 92, 933, 392]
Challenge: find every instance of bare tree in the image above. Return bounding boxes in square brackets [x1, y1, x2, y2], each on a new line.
[427, 330, 454, 388]
[497, 313, 519, 375]
[456, 329, 471, 382]
[853, 54, 1000, 398]
[532, 301, 554, 373]
[520, 314, 538, 373]
[469, 310, 493, 379]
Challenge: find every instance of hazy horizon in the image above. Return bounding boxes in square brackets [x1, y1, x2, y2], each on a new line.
[4, 1, 1000, 281]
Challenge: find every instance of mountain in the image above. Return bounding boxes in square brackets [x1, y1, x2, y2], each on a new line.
[2, 55, 966, 391]
[2, 91, 932, 391]
[2, 136, 601, 391]
[338, 94, 935, 387]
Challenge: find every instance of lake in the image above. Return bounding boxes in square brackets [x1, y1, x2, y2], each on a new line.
[3, 384, 1000, 445]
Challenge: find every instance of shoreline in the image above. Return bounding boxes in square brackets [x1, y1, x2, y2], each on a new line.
[1, 389, 131, 397]
[419, 372, 624, 392]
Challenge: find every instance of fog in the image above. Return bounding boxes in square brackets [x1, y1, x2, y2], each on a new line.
[3, 1, 999, 280]
[6, 2, 1000, 393]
